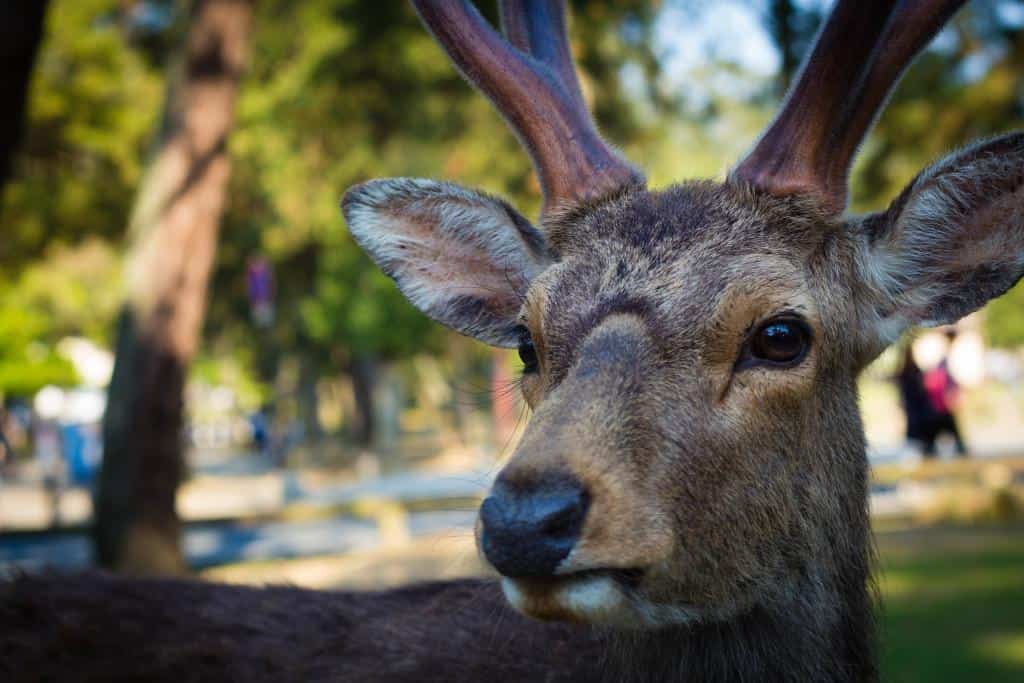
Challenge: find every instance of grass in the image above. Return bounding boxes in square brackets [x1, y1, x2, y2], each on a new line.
[878, 523, 1024, 682]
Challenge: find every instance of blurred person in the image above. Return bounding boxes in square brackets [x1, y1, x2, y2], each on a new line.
[1, 401, 32, 477]
[896, 345, 935, 452]
[250, 407, 269, 457]
[34, 417, 65, 526]
[0, 409, 11, 475]
[921, 330, 968, 458]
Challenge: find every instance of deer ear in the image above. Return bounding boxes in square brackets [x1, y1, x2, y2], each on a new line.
[341, 178, 551, 347]
[856, 133, 1024, 342]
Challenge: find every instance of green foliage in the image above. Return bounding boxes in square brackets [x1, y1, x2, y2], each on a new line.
[191, 353, 268, 412]
[0, 0, 159, 396]
[852, 7, 1024, 213]
[0, 350, 77, 398]
[1, 0, 164, 276]
[985, 283, 1024, 349]
[221, 0, 466, 365]
[210, 0, 664, 378]
[0, 299, 77, 397]
[7, 0, 1024, 406]
[14, 239, 123, 344]
[0, 239, 121, 396]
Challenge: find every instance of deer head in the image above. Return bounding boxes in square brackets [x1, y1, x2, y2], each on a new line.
[342, 0, 1023, 628]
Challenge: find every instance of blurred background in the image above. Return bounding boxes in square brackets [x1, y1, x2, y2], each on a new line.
[1, 0, 1023, 679]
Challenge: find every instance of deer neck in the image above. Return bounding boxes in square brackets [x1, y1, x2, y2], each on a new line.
[601, 524, 875, 682]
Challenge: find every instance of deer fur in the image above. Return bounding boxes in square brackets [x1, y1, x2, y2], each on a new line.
[3, 1, 1024, 681]
[0, 573, 602, 683]
[1, 568, 869, 682]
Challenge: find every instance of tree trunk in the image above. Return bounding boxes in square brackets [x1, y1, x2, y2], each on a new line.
[298, 353, 322, 445]
[349, 356, 376, 447]
[0, 0, 50, 197]
[94, 0, 253, 575]
[769, 0, 797, 96]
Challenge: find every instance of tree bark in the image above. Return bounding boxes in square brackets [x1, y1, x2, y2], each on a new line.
[349, 356, 377, 447]
[298, 353, 322, 445]
[94, 0, 253, 575]
[0, 0, 50, 198]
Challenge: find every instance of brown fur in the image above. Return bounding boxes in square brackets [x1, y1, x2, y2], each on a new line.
[485, 182, 878, 678]
[0, 566, 876, 682]
[0, 572, 601, 683]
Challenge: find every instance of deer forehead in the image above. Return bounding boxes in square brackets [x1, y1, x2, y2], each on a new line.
[526, 186, 827, 356]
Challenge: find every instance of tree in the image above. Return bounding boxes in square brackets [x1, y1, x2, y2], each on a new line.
[203, 0, 663, 446]
[764, 0, 824, 95]
[0, 0, 163, 405]
[94, 0, 253, 575]
[0, 0, 164, 277]
[0, 1, 50, 199]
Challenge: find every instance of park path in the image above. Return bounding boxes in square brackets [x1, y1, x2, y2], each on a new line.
[0, 465, 490, 571]
[3, 453, 1022, 574]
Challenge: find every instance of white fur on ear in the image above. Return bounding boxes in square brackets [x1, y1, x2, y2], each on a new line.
[342, 178, 550, 347]
[857, 133, 1024, 340]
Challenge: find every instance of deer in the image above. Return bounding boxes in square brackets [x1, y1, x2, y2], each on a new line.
[2, 0, 1022, 681]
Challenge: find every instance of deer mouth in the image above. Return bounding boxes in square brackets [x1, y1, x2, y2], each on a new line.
[570, 567, 645, 588]
[500, 567, 646, 624]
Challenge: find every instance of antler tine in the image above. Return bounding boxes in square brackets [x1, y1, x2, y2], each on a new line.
[732, 0, 968, 215]
[411, 0, 643, 216]
[498, 0, 586, 111]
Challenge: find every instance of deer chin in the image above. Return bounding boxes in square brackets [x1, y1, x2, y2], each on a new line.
[500, 569, 706, 628]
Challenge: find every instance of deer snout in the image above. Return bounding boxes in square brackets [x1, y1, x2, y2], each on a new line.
[479, 474, 589, 577]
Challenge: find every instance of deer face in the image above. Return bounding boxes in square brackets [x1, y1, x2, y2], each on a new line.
[345, 0, 1024, 631]
[476, 183, 861, 627]
[343, 133, 1024, 627]
[344, 180, 864, 628]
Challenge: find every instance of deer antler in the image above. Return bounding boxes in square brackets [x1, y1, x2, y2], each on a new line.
[498, 0, 586, 111]
[732, 0, 968, 215]
[411, 0, 643, 215]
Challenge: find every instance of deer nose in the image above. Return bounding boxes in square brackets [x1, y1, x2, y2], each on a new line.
[479, 475, 589, 577]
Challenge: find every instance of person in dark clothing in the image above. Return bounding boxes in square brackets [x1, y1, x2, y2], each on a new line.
[896, 345, 936, 449]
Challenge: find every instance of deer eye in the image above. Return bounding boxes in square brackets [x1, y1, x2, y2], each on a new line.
[742, 318, 811, 368]
[517, 329, 539, 373]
